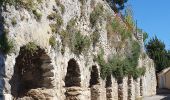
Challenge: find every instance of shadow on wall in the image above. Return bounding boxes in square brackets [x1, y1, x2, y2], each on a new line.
[0, 7, 8, 99]
[65, 58, 81, 87]
[0, 53, 6, 99]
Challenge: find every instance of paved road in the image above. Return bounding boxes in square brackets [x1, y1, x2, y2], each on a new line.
[143, 89, 170, 100]
[143, 94, 170, 100]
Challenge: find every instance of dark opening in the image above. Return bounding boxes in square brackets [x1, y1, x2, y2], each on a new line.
[65, 59, 81, 87]
[140, 78, 143, 96]
[117, 77, 123, 100]
[106, 75, 112, 100]
[106, 75, 112, 88]
[128, 76, 132, 100]
[90, 65, 99, 87]
[10, 44, 52, 98]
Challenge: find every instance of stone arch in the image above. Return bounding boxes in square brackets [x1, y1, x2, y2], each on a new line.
[10, 43, 54, 98]
[89, 65, 99, 87]
[65, 58, 81, 87]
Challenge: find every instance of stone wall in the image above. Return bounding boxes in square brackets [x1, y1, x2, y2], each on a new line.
[0, 0, 156, 100]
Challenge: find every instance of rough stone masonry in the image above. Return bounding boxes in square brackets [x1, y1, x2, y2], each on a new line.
[0, 0, 156, 100]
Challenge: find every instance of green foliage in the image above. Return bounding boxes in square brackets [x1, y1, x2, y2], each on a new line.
[66, 18, 76, 32]
[96, 48, 111, 79]
[32, 10, 42, 21]
[124, 6, 134, 29]
[25, 42, 38, 54]
[59, 18, 91, 55]
[128, 41, 141, 67]
[0, 29, 14, 54]
[59, 18, 76, 55]
[96, 40, 143, 79]
[49, 36, 56, 48]
[132, 67, 146, 79]
[71, 31, 91, 55]
[107, 18, 132, 41]
[146, 36, 169, 72]
[120, 28, 132, 41]
[106, 0, 128, 12]
[48, 13, 63, 33]
[110, 57, 130, 79]
[0, 0, 42, 10]
[90, 3, 104, 27]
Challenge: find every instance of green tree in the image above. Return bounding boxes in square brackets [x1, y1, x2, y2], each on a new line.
[106, 0, 128, 12]
[145, 36, 169, 72]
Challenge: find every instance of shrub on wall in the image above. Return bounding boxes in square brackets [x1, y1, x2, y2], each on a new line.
[32, 10, 42, 21]
[48, 13, 63, 33]
[90, 3, 104, 27]
[25, 42, 38, 55]
[49, 36, 56, 48]
[0, 30, 14, 54]
[96, 40, 144, 80]
[0, 0, 42, 10]
[71, 31, 91, 55]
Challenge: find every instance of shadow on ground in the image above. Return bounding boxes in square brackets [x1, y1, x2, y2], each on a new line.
[143, 89, 170, 100]
[158, 89, 170, 100]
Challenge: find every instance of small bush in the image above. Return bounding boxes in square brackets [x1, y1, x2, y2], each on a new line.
[96, 48, 110, 79]
[25, 42, 38, 55]
[47, 13, 57, 20]
[48, 13, 63, 33]
[0, 29, 14, 54]
[90, 3, 104, 27]
[0, 0, 42, 10]
[107, 18, 132, 41]
[132, 67, 146, 79]
[32, 10, 42, 21]
[49, 36, 56, 47]
[96, 41, 143, 80]
[60, 4, 65, 14]
[66, 18, 77, 33]
[128, 41, 141, 67]
[71, 31, 91, 55]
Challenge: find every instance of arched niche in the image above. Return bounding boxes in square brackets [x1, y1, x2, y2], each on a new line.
[106, 75, 112, 88]
[89, 65, 99, 87]
[10, 42, 54, 98]
[65, 58, 81, 87]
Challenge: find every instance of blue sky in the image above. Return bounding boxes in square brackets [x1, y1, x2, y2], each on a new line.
[127, 0, 170, 50]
